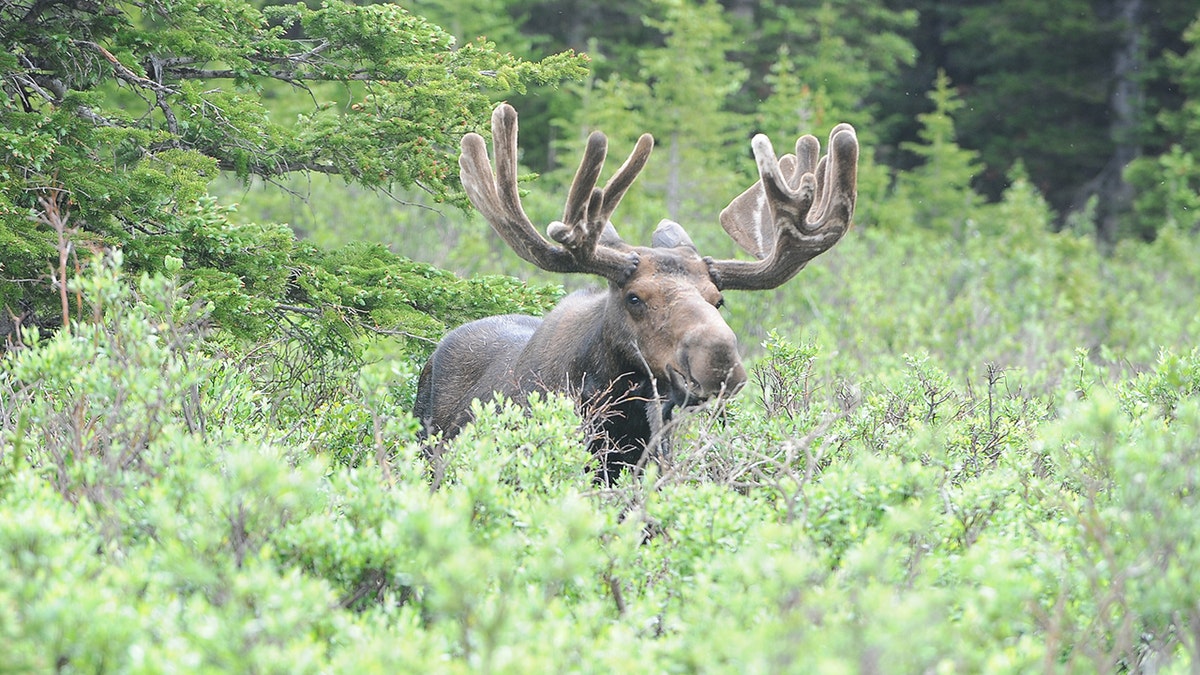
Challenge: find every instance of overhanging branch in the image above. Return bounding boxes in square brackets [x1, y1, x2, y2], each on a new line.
[72, 39, 175, 95]
[167, 66, 411, 85]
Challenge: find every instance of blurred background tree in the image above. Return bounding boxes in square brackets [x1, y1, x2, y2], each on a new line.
[877, 0, 1199, 241]
[5, 0, 1200, 358]
[200, 0, 1200, 272]
[1125, 12, 1200, 237]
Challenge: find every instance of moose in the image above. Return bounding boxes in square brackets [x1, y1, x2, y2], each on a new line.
[415, 103, 858, 483]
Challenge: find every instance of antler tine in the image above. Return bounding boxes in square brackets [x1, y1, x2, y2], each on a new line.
[810, 123, 857, 231]
[459, 103, 638, 282]
[598, 133, 655, 224]
[716, 134, 817, 261]
[805, 122, 855, 234]
[709, 124, 859, 291]
[754, 134, 817, 230]
[558, 131, 608, 243]
[796, 134, 820, 176]
[549, 130, 654, 257]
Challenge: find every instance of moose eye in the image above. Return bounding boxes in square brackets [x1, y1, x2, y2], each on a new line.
[625, 293, 642, 307]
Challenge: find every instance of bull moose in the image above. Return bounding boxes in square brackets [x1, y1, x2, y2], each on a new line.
[415, 103, 858, 483]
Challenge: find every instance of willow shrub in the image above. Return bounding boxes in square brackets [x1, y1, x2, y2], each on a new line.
[4, 244, 1200, 671]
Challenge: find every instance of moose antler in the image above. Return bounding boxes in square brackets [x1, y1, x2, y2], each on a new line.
[459, 103, 653, 282]
[708, 124, 859, 290]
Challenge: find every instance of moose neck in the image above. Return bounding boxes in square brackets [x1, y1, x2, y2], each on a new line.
[572, 289, 665, 482]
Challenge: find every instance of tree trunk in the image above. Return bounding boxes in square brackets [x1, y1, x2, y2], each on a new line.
[1070, 0, 1144, 243]
[721, 0, 756, 24]
[665, 130, 682, 222]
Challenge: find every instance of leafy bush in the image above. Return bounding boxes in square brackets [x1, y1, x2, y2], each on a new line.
[4, 181, 1200, 674]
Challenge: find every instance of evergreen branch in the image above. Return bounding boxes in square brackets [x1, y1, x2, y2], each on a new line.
[362, 326, 438, 344]
[275, 304, 322, 317]
[17, 0, 69, 25]
[214, 156, 344, 178]
[8, 69, 57, 105]
[166, 66, 413, 85]
[71, 40, 184, 138]
[10, 59, 115, 126]
[71, 40, 175, 95]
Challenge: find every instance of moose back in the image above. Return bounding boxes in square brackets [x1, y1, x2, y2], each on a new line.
[415, 104, 858, 483]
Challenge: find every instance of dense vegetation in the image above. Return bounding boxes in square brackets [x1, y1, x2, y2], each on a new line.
[3, 0, 1200, 671]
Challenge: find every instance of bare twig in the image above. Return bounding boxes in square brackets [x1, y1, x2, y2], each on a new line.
[362, 326, 438, 344]
[72, 40, 176, 95]
[36, 189, 73, 333]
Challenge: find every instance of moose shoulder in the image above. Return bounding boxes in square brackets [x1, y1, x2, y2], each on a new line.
[414, 103, 858, 483]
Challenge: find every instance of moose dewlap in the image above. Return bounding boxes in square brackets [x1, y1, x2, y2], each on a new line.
[415, 103, 859, 484]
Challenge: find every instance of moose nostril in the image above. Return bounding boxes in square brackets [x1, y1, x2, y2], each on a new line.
[678, 327, 746, 398]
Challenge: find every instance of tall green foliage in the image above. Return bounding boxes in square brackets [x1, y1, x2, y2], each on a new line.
[1125, 13, 1200, 236]
[887, 70, 982, 236]
[747, 0, 917, 134]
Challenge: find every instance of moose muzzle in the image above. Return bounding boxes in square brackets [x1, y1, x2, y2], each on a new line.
[670, 325, 747, 406]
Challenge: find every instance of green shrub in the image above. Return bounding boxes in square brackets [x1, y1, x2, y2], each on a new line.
[3, 206, 1200, 671]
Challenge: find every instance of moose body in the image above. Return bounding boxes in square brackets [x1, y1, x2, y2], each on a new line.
[416, 242, 745, 483]
[415, 104, 859, 482]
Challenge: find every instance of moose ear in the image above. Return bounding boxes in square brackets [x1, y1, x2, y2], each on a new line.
[652, 219, 697, 250]
[599, 222, 624, 247]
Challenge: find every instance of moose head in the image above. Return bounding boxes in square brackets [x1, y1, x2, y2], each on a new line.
[415, 103, 858, 483]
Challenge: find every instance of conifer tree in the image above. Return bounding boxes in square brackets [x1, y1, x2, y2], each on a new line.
[893, 70, 982, 237]
[0, 0, 584, 346]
